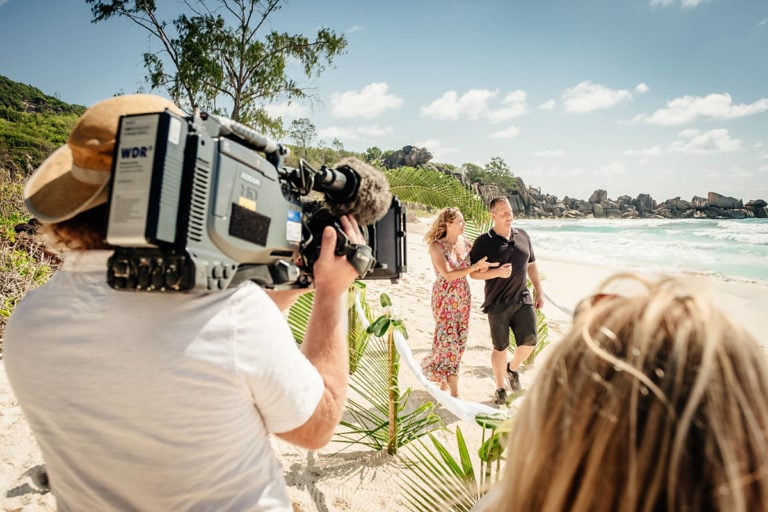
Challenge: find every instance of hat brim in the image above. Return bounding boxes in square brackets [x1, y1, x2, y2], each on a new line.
[24, 145, 109, 223]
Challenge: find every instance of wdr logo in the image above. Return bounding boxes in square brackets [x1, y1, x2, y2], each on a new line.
[120, 146, 153, 158]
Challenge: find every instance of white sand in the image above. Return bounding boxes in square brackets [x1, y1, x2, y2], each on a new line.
[2, 217, 767, 511]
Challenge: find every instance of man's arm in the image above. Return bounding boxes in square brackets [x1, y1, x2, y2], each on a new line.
[527, 261, 544, 309]
[468, 240, 506, 280]
[470, 263, 511, 280]
[276, 217, 362, 449]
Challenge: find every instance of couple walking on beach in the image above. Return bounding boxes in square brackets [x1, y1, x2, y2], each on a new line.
[421, 196, 545, 404]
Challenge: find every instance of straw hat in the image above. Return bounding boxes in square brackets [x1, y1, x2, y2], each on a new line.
[24, 94, 184, 223]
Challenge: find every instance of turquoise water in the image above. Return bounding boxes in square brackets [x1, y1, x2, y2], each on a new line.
[517, 218, 768, 283]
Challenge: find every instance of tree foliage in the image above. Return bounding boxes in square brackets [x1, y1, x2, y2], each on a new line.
[463, 156, 521, 197]
[364, 146, 383, 166]
[85, 0, 347, 131]
[288, 117, 316, 160]
[0, 76, 84, 178]
[485, 156, 512, 178]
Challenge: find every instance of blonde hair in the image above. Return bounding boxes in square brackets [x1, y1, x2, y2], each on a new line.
[496, 273, 768, 512]
[424, 207, 461, 243]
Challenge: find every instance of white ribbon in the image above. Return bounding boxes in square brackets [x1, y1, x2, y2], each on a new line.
[354, 290, 504, 423]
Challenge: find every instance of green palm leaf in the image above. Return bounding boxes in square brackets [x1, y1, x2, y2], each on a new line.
[383, 166, 490, 226]
[398, 428, 484, 511]
[287, 282, 374, 374]
[335, 331, 443, 449]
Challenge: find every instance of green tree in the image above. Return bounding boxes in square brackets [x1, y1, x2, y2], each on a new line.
[331, 137, 344, 155]
[485, 156, 512, 178]
[462, 162, 484, 183]
[364, 146, 383, 166]
[288, 117, 316, 160]
[482, 156, 517, 191]
[85, 0, 347, 131]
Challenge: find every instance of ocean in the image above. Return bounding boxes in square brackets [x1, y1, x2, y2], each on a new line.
[515, 218, 768, 284]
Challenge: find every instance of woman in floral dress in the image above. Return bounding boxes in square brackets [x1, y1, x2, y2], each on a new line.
[421, 207, 495, 397]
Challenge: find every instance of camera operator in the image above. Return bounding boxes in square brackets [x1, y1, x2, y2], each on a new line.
[4, 95, 362, 511]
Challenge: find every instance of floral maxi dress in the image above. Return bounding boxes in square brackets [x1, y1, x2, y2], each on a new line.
[421, 239, 472, 385]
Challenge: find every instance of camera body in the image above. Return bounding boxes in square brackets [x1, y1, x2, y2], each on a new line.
[105, 109, 406, 292]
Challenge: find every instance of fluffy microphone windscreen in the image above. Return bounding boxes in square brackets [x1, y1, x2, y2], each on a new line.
[325, 157, 392, 226]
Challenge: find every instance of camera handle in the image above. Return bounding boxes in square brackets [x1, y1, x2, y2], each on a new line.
[341, 243, 376, 278]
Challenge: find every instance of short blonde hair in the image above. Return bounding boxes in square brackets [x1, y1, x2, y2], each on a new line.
[496, 273, 768, 511]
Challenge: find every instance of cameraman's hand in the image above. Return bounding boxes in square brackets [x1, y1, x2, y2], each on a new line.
[312, 215, 364, 295]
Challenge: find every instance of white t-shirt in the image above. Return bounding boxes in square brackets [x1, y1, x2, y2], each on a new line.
[5, 250, 324, 511]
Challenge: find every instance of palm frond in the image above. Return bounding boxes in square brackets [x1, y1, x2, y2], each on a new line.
[287, 283, 375, 375]
[398, 429, 484, 511]
[286, 290, 314, 344]
[383, 166, 489, 226]
[334, 327, 443, 450]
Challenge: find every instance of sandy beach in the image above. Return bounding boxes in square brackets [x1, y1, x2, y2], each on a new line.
[2, 217, 768, 511]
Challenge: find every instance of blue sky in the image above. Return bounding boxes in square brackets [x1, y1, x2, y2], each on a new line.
[1, 0, 767, 202]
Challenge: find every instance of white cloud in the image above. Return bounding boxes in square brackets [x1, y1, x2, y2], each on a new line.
[636, 93, 768, 125]
[594, 162, 627, 176]
[487, 90, 528, 122]
[263, 102, 308, 119]
[415, 138, 458, 161]
[563, 167, 586, 177]
[421, 89, 497, 120]
[667, 128, 742, 154]
[561, 81, 634, 113]
[318, 126, 360, 141]
[346, 25, 363, 33]
[677, 128, 701, 139]
[623, 146, 663, 158]
[357, 125, 393, 137]
[318, 124, 393, 141]
[421, 89, 529, 122]
[539, 99, 556, 111]
[532, 149, 564, 157]
[758, 19, 768, 28]
[650, 0, 706, 8]
[329, 82, 403, 119]
[759, 163, 768, 173]
[489, 126, 521, 139]
[635, 83, 650, 94]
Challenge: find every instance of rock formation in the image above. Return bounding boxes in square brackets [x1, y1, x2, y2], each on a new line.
[378, 145, 768, 219]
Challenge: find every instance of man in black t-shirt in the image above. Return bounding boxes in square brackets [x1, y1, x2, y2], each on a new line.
[469, 197, 544, 405]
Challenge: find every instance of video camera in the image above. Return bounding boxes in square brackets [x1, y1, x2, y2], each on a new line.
[104, 109, 407, 292]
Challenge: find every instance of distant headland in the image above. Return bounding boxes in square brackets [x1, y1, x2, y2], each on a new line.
[385, 145, 768, 220]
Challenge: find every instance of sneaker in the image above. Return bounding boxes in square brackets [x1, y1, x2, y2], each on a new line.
[507, 364, 521, 392]
[494, 388, 508, 405]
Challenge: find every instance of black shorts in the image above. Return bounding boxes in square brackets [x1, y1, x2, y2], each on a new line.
[487, 302, 537, 351]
